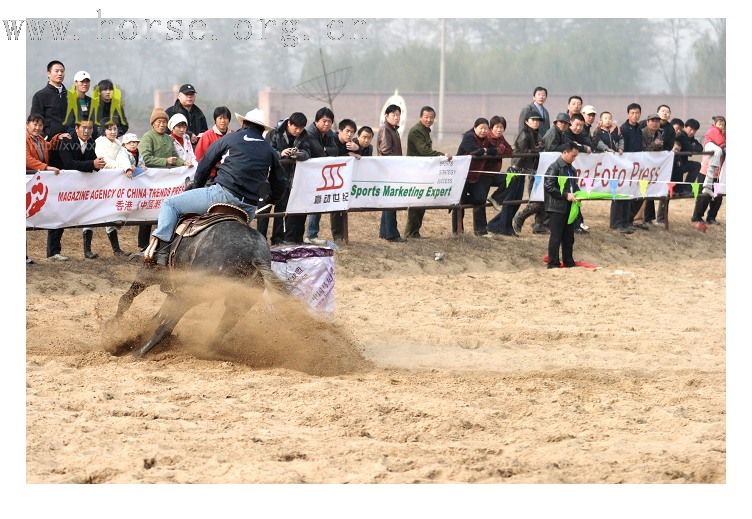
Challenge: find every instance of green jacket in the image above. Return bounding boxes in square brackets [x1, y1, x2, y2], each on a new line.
[407, 122, 442, 157]
[138, 129, 185, 168]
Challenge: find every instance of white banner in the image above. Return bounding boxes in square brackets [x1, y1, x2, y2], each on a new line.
[286, 157, 355, 213]
[26, 167, 195, 229]
[287, 155, 470, 213]
[530, 151, 675, 202]
[717, 161, 727, 195]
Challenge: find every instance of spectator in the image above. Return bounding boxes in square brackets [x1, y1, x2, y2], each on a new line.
[304, 107, 339, 245]
[484, 115, 514, 189]
[195, 106, 232, 182]
[26, 114, 67, 173]
[356, 126, 374, 156]
[166, 83, 208, 146]
[566, 95, 583, 119]
[452, 117, 496, 236]
[92, 123, 133, 257]
[692, 116, 726, 228]
[616, 103, 643, 233]
[168, 113, 197, 166]
[51, 119, 107, 259]
[518, 86, 551, 136]
[581, 105, 598, 142]
[514, 112, 571, 235]
[563, 113, 592, 233]
[95, 122, 132, 172]
[377, 104, 404, 242]
[63, 71, 96, 138]
[26, 113, 70, 262]
[262, 112, 311, 245]
[656, 118, 687, 222]
[642, 104, 677, 225]
[91, 79, 128, 137]
[681, 119, 704, 189]
[30, 60, 68, 139]
[544, 142, 580, 269]
[564, 113, 593, 154]
[144, 109, 285, 265]
[488, 112, 543, 237]
[334, 118, 361, 156]
[594, 111, 624, 153]
[137, 107, 184, 252]
[404, 106, 452, 239]
[630, 113, 665, 230]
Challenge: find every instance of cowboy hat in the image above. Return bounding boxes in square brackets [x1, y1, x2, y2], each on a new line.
[235, 108, 272, 130]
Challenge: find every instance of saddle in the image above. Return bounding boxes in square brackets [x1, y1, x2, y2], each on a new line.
[167, 203, 250, 267]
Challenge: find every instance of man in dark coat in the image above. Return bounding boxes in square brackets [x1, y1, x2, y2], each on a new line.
[544, 142, 580, 269]
[49, 119, 107, 259]
[261, 112, 311, 245]
[30, 60, 68, 139]
[518, 86, 551, 136]
[165, 83, 208, 146]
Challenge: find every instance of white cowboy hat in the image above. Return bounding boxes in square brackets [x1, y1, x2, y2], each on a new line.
[168, 113, 188, 131]
[235, 108, 272, 130]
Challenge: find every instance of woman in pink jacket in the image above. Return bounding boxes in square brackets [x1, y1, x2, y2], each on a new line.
[692, 116, 726, 229]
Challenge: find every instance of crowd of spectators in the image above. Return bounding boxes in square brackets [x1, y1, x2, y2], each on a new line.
[27, 61, 726, 263]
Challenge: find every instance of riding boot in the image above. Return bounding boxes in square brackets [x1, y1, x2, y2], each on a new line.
[107, 229, 130, 257]
[143, 235, 171, 266]
[83, 230, 98, 259]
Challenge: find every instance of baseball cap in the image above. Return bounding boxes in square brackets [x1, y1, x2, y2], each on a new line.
[121, 133, 140, 144]
[647, 113, 662, 121]
[74, 70, 91, 82]
[582, 105, 597, 115]
[179, 83, 197, 94]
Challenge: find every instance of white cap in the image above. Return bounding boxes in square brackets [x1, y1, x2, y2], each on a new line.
[168, 113, 188, 131]
[235, 108, 272, 130]
[582, 105, 597, 115]
[74, 70, 91, 82]
[121, 133, 140, 145]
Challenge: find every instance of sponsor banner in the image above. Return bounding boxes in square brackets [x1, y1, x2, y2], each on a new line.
[287, 155, 470, 213]
[530, 151, 674, 202]
[26, 167, 194, 229]
[286, 157, 355, 214]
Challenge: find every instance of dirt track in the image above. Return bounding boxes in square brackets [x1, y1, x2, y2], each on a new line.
[26, 199, 725, 483]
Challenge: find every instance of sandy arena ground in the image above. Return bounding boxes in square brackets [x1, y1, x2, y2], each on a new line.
[25, 198, 725, 483]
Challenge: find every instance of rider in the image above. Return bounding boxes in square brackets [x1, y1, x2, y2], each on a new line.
[144, 108, 286, 265]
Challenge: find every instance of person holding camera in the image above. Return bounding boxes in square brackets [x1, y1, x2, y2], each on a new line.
[263, 112, 311, 245]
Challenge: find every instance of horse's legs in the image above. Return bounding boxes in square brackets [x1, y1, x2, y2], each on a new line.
[114, 281, 147, 318]
[211, 297, 249, 348]
[135, 293, 193, 357]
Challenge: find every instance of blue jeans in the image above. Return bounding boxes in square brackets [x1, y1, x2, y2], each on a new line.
[152, 183, 257, 241]
[379, 210, 400, 240]
[306, 213, 321, 239]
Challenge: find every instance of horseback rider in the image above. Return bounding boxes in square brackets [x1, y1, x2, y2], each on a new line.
[144, 108, 286, 265]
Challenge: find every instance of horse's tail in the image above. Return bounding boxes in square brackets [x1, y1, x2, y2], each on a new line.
[252, 260, 291, 297]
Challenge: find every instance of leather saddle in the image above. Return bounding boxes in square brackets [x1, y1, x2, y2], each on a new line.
[167, 203, 250, 267]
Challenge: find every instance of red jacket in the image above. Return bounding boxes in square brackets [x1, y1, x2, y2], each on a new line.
[195, 125, 231, 177]
[26, 131, 63, 171]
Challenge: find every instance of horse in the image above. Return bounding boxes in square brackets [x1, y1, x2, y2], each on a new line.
[111, 210, 284, 358]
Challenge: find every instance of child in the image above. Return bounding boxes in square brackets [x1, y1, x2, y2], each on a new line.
[122, 133, 146, 176]
[594, 111, 624, 153]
